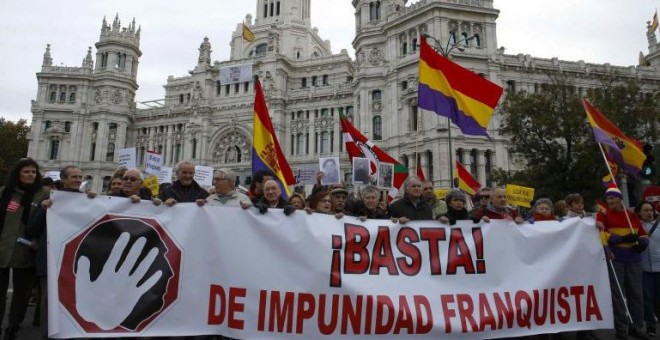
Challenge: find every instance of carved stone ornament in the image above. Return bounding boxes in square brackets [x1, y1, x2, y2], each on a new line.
[213, 131, 250, 163]
[112, 90, 123, 104]
[94, 89, 103, 104]
[368, 48, 383, 66]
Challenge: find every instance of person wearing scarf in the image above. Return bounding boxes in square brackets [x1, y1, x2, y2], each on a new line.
[527, 198, 556, 224]
[439, 190, 470, 225]
[0, 158, 49, 339]
[205, 168, 251, 209]
[472, 187, 524, 224]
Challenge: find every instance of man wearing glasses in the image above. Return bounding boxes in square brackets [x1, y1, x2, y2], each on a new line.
[389, 176, 433, 224]
[113, 168, 159, 204]
[469, 187, 491, 221]
[205, 168, 251, 209]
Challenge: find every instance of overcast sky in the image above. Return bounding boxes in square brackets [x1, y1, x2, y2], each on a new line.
[0, 0, 657, 122]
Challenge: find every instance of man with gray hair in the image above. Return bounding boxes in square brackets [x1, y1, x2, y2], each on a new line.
[205, 168, 251, 209]
[389, 176, 433, 224]
[161, 161, 209, 206]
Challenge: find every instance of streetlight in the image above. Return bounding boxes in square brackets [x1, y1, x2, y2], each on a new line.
[419, 33, 476, 187]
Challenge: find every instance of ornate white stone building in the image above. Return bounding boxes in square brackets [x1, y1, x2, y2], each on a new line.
[28, 0, 660, 193]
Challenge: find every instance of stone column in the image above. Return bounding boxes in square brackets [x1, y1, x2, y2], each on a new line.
[477, 149, 486, 185]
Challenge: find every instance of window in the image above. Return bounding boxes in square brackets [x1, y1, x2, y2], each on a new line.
[64, 122, 71, 132]
[449, 32, 457, 46]
[90, 143, 96, 161]
[192, 138, 197, 159]
[106, 142, 115, 162]
[412, 38, 418, 52]
[175, 144, 182, 162]
[255, 43, 267, 56]
[49, 92, 56, 103]
[45, 121, 52, 130]
[456, 148, 464, 165]
[301, 78, 307, 88]
[461, 32, 469, 47]
[506, 80, 516, 93]
[69, 92, 76, 103]
[276, 1, 280, 15]
[473, 34, 481, 47]
[401, 81, 408, 90]
[50, 140, 59, 160]
[187, 93, 191, 102]
[410, 105, 418, 131]
[264, 3, 268, 17]
[320, 132, 330, 154]
[109, 123, 117, 130]
[216, 80, 221, 96]
[470, 149, 478, 177]
[101, 52, 108, 67]
[372, 90, 381, 101]
[401, 42, 407, 55]
[270, 2, 274, 16]
[369, 1, 381, 21]
[244, 82, 249, 92]
[225, 84, 230, 95]
[59, 92, 66, 102]
[297, 133, 304, 155]
[312, 76, 318, 86]
[179, 94, 184, 103]
[322, 75, 328, 85]
[373, 116, 382, 141]
[93, 122, 99, 131]
[234, 83, 240, 93]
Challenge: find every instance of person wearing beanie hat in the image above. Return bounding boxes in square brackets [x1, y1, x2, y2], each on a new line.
[596, 183, 650, 339]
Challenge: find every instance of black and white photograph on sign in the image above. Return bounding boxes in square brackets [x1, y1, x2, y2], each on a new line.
[378, 163, 394, 188]
[352, 157, 371, 185]
[319, 157, 340, 185]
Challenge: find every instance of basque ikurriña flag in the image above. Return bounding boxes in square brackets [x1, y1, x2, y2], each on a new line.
[417, 36, 503, 137]
[582, 99, 646, 177]
[252, 80, 296, 198]
[455, 160, 481, 196]
[339, 113, 408, 198]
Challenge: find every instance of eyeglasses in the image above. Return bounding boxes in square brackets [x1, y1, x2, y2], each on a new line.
[320, 199, 332, 203]
[122, 177, 140, 182]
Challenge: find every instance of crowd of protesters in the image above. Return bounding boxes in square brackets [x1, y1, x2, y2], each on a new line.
[0, 157, 658, 340]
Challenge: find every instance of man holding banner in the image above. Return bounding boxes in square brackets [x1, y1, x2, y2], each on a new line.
[161, 161, 209, 206]
[472, 187, 523, 224]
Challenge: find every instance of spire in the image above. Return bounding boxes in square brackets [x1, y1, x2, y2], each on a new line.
[83, 46, 94, 68]
[42, 44, 52, 67]
[112, 13, 120, 32]
[102, 16, 108, 31]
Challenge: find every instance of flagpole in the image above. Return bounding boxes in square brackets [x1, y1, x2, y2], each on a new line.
[448, 117, 454, 188]
[597, 143, 635, 233]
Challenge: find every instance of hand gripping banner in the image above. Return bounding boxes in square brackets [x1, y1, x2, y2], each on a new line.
[47, 192, 613, 338]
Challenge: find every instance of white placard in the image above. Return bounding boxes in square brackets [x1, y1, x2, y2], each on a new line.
[158, 166, 173, 184]
[319, 157, 340, 185]
[295, 164, 319, 186]
[144, 151, 163, 175]
[44, 171, 60, 181]
[219, 64, 253, 85]
[118, 148, 136, 169]
[194, 165, 214, 186]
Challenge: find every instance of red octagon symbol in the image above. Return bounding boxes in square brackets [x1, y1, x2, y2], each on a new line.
[58, 214, 182, 333]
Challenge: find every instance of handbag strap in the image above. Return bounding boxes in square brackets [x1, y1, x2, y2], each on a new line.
[649, 220, 660, 236]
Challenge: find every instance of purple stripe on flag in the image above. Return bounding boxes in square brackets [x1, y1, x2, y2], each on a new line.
[591, 126, 620, 150]
[417, 84, 489, 137]
[251, 148, 289, 200]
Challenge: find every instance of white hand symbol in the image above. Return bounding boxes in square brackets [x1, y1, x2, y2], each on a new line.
[75, 232, 163, 330]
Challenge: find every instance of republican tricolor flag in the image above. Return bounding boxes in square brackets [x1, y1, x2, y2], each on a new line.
[582, 99, 646, 177]
[339, 113, 408, 198]
[417, 36, 503, 137]
[252, 80, 296, 198]
[455, 160, 481, 196]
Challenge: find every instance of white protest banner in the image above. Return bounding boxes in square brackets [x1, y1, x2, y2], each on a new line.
[194, 165, 214, 186]
[144, 151, 163, 175]
[295, 164, 318, 185]
[219, 63, 253, 85]
[118, 148, 136, 169]
[47, 192, 613, 339]
[158, 166, 173, 184]
[44, 171, 60, 181]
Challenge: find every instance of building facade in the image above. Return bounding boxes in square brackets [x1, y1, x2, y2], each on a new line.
[28, 0, 660, 193]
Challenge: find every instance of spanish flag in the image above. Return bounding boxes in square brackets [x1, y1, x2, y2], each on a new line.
[582, 99, 646, 177]
[252, 80, 295, 198]
[242, 23, 255, 42]
[418, 36, 503, 137]
[455, 160, 481, 196]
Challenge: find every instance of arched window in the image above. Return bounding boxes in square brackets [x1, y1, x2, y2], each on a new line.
[64, 121, 71, 132]
[461, 32, 469, 47]
[263, 3, 268, 17]
[100, 52, 108, 67]
[412, 38, 418, 52]
[401, 42, 407, 56]
[276, 1, 280, 15]
[473, 34, 481, 47]
[373, 116, 382, 141]
[106, 142, 115, 162]
[179, 94, 184, 103]
[109, 123, 117, 130]
[49, 91, 56, 103]
[312, 76, 318, 86]
[59, 92, 66, 102]
[255, 43, 267, 56]
[69, 92, 76, 103]
[449, 32, 457, 46]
